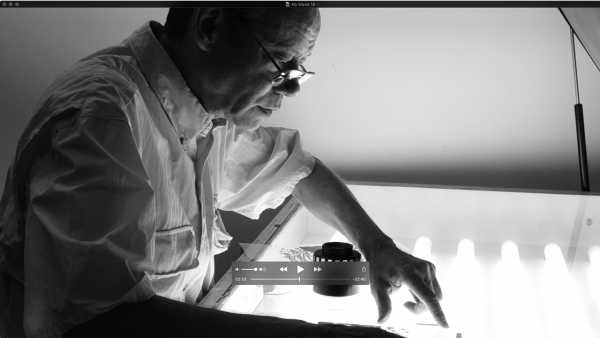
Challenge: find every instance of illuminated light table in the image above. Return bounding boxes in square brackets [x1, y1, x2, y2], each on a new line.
[201, 184, 600, 338]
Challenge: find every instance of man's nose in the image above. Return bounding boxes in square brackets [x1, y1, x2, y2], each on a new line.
[273, 79, 301, 97]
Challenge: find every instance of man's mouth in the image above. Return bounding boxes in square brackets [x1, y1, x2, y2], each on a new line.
[257, 106, 273, 116]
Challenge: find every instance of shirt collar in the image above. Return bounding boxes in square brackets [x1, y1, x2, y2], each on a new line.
[125, 21, 215, 140]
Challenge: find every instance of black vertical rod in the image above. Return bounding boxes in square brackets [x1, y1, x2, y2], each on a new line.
[574, 104, 590, 192]
[570, 28, 590, 192]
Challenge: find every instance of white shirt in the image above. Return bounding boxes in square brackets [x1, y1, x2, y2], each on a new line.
[0, 21, 315, 338]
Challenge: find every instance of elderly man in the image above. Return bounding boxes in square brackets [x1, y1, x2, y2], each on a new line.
[0, 7, 447, 338]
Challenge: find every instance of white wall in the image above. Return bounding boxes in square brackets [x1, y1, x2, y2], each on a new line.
[266, 8, 600, 191]
[1, 7, 598, 192]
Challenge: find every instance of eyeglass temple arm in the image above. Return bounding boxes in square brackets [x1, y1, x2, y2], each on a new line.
[251, 35, 283, 73]
[232, 10, 284, 73]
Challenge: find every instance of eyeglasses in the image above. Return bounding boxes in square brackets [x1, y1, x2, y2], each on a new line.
[232, 11, 315, 87]
[251, 34, 315, 87]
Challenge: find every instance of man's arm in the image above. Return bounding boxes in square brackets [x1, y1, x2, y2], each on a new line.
[291, 159, 389, 258]
[293, 158, 448, 327]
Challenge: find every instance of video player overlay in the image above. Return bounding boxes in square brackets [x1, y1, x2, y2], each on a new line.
[232, 261, 369, 286]
[233, 241, 370, 298]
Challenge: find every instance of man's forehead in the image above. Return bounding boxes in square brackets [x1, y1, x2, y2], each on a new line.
[240, 8, 320, 63]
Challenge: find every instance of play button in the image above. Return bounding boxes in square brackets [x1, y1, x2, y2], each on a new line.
[296, 265, 304, 274]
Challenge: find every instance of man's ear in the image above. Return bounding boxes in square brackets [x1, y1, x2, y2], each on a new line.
[190, 8, 223, 52]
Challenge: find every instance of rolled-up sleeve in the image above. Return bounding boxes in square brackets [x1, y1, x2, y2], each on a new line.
[23, 104, 155, 337]
[214, 125, 315, 220]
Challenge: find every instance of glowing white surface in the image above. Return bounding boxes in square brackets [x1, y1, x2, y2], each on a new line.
[221, 184, 600, 337]
[588, 246, 600, 314]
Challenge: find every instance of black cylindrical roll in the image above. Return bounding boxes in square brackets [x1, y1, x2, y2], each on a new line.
[313, 242, 361, 297]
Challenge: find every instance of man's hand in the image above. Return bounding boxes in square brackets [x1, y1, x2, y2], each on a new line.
[368, 238, 448, 327]
[293, 159, 448, 328]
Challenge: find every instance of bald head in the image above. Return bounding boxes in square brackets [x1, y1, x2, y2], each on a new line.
[165, 7, 320, 63]
[233, 8, 320, 63]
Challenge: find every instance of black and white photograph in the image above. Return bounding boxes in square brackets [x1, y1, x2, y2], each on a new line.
[0, 2, 599, 338]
